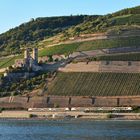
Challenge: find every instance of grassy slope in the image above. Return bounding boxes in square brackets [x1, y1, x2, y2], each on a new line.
[0, 55, 23, 69]
[0, 35, 140, 69]
[0, 15, 94, 56]
[48, 72, 140, 96]
[74, 5, 140, 34]
[64, 13, 140, 36]
[39, 36, 140, 56]
[110, 14, 140, 25]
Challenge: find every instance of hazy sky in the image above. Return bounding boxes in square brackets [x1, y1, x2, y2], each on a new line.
[0, 0, 140, 34]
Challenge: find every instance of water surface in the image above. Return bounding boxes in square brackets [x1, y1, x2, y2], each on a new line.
[0, 119, 140, 140]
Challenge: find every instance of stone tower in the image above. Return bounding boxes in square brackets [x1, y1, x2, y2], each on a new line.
[24, 48, 30, 59]
[32, 48, 38, 64]
[24, 48, 30, 68]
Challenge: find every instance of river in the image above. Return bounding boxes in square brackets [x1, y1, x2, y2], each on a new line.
[0, 119, 140, 140]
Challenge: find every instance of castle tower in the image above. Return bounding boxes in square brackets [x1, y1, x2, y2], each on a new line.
[24, 48, 30, 69]
[24, 48, 30, 59]
[32, 48, 38, 64]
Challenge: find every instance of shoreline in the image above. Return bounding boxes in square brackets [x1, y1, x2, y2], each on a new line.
[0, 118, 140, 122]
[0, 111, 140, 121]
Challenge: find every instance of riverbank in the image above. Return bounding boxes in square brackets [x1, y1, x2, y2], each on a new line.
[0, 111, 140, 120]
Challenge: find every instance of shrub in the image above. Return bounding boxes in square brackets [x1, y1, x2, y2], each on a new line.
[54, 103, 59, 108]
[107, 114, 113, 119]
[0, 108, 4, 113]
[29, 114, 37, 118]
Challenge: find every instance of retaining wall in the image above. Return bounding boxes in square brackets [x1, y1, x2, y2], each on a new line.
[0, 96, 140, 108]
[59, 61, 140, 73]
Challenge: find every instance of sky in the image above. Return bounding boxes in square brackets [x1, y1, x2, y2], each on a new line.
[0, 0, 140, 34]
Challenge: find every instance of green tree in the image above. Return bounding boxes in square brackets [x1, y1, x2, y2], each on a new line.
[48, 55, 53, 62]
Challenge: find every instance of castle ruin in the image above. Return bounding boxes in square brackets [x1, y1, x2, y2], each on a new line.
[15, 48, 42, 71]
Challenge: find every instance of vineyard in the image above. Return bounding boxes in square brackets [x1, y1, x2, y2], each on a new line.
[39, 36, 140, 56]
[48, 72, 140, 96]
[110, 14, 140, 25]
[0, 35, 139, 69]
[0, 55, 23, 69]
[97, 53, 140, 61]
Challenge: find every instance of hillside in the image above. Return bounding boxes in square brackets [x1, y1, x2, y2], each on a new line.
[36, 5, 140, 55]
[0, 5, 140, 70]
[0, 5, 140, 57]
[0, 15, 98, 56]
[61, 6, 140, 38]
[0, 35, 140, 69]
[39, 36, 140, 56]
[48, 72, 140, 96]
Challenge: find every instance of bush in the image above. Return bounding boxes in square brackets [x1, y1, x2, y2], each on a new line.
[107, 114, 113, 119]
[54, 103, 59, 108]
[132, 106, 140, 113]
[29, 114, 37, 118]
[0, 108, 4, 113]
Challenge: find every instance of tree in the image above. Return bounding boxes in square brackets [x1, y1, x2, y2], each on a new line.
[48, 55, 53, 62]
[10, 83, 17, 91]
[8, 66, 14, 73]
[74, 27, 81, 37]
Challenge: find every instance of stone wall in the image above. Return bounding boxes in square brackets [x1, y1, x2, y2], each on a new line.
[59, 61, 140, 73]
[59, 62, 100, 72]
[0, 96, 140, 109]
[70, 97, 93, 107]
[47, 96, 70, 107]
[93, 97, 118, 107]
[119, 97, 140, 106]
[99, 61, 140, 73]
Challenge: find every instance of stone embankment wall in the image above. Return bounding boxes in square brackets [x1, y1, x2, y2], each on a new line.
[59, 61, 140, 73]
[0, 96, 140, 109]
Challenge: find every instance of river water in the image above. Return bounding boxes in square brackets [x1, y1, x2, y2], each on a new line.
[0, 119, 140, 140]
